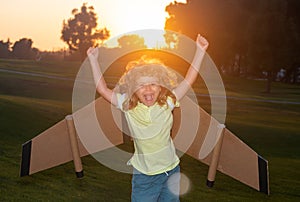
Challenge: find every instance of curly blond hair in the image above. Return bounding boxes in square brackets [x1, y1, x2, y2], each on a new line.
[117, 56, 178, 110]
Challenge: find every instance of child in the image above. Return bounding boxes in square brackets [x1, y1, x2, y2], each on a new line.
[87, 34, 208, 202]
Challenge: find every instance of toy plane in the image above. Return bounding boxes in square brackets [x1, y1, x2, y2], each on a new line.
[20, 96, 269, 195]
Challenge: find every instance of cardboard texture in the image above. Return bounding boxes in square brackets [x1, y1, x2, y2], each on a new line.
[20, 97, 269, 195]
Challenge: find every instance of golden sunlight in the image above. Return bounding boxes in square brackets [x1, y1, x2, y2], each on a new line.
[0, 0, 187, 51]
[101, 0, 187, 48]
[110, 1, 168, 32]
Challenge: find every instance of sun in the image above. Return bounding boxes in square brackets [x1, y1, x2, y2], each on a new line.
[118, 3, 167, 31]
[99, 0, 187, 48]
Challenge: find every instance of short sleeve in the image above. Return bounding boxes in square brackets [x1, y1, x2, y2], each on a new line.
[166, 96, 180, 110]
[116, 93, 126, 111]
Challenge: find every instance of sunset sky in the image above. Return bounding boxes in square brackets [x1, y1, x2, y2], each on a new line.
[0, 0, 186, 51]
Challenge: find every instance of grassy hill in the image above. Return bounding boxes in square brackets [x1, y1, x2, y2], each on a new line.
[0, 58, 299, 201]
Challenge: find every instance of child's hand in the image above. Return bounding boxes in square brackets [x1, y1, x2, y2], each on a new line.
[87, 47, 99, 62]
[196, 34, 209, 51]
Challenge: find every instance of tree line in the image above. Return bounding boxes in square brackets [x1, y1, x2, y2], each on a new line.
[0, 3, 147, 62]
[0, 38, 39, 60]
[1, 1, 299, 89]
[165, 0, 300, 88]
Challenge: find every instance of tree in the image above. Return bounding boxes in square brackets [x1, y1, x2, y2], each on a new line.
[12, 38, 38, 60]
[61, 3, 110, 60]
[246, 0, 290, 92]
[117, 34, 147, 50]
[0, 39, 11, 59]
[163, 31, 178, 49]
[164, 0, 300, 89]
[164, 0, 250, 68]
[283, 0, 300, 83]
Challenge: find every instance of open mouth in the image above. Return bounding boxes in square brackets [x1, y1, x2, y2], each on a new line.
[144, 94, 154, 102]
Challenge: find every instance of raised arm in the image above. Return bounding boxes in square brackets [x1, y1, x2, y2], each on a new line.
[173, 34, 209, 100]
[87, 47, 117, 106]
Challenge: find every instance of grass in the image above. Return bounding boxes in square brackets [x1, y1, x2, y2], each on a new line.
[0, 59, 300, 201]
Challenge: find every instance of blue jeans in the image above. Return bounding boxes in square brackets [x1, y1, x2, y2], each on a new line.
[131, 165, 180, 202]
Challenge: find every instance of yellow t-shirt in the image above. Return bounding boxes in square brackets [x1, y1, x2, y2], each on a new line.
[117, 93, 180, 175]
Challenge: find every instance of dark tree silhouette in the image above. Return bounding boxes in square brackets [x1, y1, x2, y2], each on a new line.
[0, 39, 11, 59]
[164, 0, 300, 91]
[12, 38, 38, 60]
[61, 3, 110, 60]
[246, 0, 292, 92]
[165, 0, 250, 68]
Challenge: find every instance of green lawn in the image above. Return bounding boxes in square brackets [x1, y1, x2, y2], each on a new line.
[0, 59, 299, 201]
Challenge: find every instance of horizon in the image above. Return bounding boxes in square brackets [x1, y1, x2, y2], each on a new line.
[0, 0, 186, 51]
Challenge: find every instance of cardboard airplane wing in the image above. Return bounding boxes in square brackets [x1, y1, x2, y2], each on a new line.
[20, 98, 124, 177]
[20, 96, 269, 195]
[172, 96, 269, 194]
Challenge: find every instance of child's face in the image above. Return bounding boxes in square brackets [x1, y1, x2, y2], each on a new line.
[134, 83, 161, 107]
